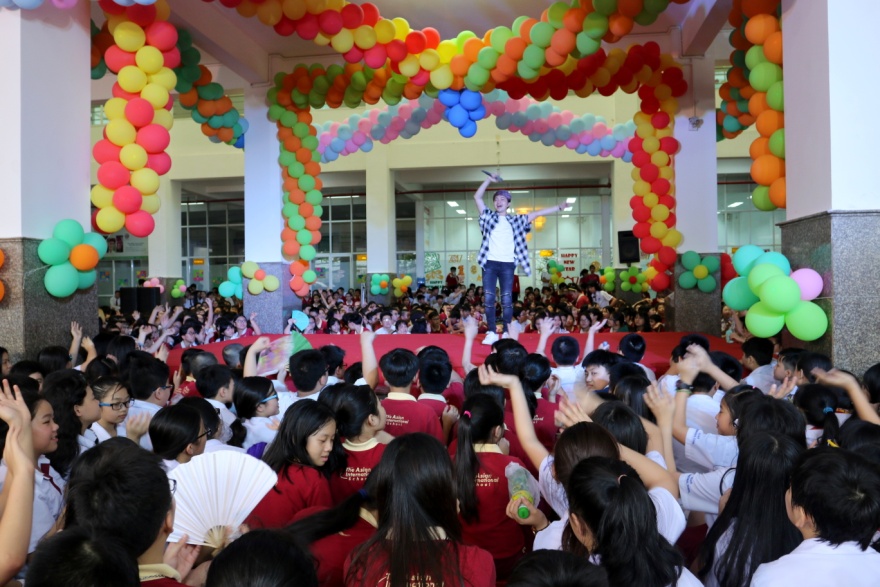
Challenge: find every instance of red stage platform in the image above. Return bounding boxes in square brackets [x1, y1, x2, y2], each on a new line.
[169, 332, 740, 380]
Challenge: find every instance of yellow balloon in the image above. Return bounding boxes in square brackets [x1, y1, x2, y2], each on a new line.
[651, 204, 670, 221]
[118, 65, 148, 94]
[91, 185, 114, 209]
[282, 0, 306, 20]
[651, 151, 670, 167]
[633, 111, 651, 125]
[331, 29, 354, 53]
[236, 1, 259, 18]
[693, 265, 709, 279]
[375, 19, 396, 44]
[103, 97, 128, 121]
[131, 168, 160, 195]
[590, 68, 611, 87]
[113, 22, 145, 52]
[353, 25, 377, 50]
[399, 54, 420, 77]
[437, 40, 458, 64]
[630, 168, 642, 182]
[633, 180, 650, 196]
[141, 83, 170, 109]
[263, 275, 280, 292]
[325, 0, 344, 9]
[96, 207, 126, 233]
[646, 267, 658, 279]
[661, 229, 683, 247]
[304, 0, 324, 14]
[642, 136, 660, 154]
[136, 46, 164, 75]
[643, 192, 659, 207]
[659, 166, 674, 180]
[392, 17, 410, 41]
[419, 49, 440, 71]
[635, 124, 655, 139]
[257, 0, 283, 25]
[313, 32, 331, 47]
[429, 64, 453, 89]
[140, 194, 161, 214]
[149, 67, 177, 91]
[650, 221, 669, 239]
[154, 0, 171, 21]
[106, 119, 137, 147]
[152, 108, 174, 130]
[559, 55, 578, 76]
[120, 144, 148, 171]
[659, 98, 678, 116]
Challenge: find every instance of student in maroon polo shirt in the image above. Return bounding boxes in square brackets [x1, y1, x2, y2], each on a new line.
[454, 395, 528, 580]
[26, 528, 141, 586]
[377, 349, 444, 443]
[345, 434, 495, 587]
[204, 529, 317, 587]
[415, 347, 463, 442]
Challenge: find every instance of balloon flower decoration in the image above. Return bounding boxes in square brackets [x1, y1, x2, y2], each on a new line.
[370, 273, 391, 296]
[391, 274, 413, 297]
[722, 245, 827, 341]
[218, 266, 243, 299]
[619, 265, 648, 293]
[169, 278, 186, 298]
[598, 266, 617, 292]
[0, 249, 5, 303]
[438, 89, 486, 138]
[241, 261, 280, 295]
[678, 251, 720, 293]
[38, 220, 108, 298]
[288, 259, 315, 298]
[142, 276, 165, 294]
[546, 260, 565, 285]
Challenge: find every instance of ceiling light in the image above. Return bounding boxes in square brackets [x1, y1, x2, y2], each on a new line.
[561, 214, 570, 218]
[456, 209, 466, 214]
[566, 197, 576, 203]
[466, 217, 473, 221]
[448, 201, 459, 207]
[728, 202, 743, 208]
[510, 190, 530, 194]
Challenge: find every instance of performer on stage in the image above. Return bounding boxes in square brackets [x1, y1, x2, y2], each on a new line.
[474, 173, 568, 344]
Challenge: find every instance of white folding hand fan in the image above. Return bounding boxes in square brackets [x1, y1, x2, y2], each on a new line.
[168, 451, 277, 548]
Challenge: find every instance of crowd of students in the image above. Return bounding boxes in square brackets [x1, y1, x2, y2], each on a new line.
[1, 282, 879, 587]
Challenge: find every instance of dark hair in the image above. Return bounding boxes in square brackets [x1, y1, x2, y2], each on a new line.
[618, 333, 646, 362]
[222, 343, 244, 368]
[551, 336, 580, 366]
[9, 359, 45, 380]
[463, 365, 505, 407]
[455, 395, 505, 522]
[83, 357, 117, 383]
[690, 372, 718, 394]
[263, 400, 342, 478]
[699, 432, 804, 587]
[41, 369, 90, 477]
[90, 376, 128, 403]
[105, 336, 137, 374]
[418, 351, 453, 394]
[128, 357, 169, 401]
[63, 438, 172, 558]
[378, 348, 419, 387]
[0, 377, 45, 454]
[184, 348, 218, 379]
[343, 362, 363, 385]
[494, 341, 528, 376]
[319, 344, 346, 374]
[319, 384, 380, 439]
[839, 420, 880, 467]
[228, 376, 275, 448]
[582, 349, 621, 370]
[736, 394, 805, 447]
[177, 396, 221, 440]
[205, 529, 317, 587]
[776, 348, 804, 373]
[553, 423, 619, 489]
[565, 457, 683, 587]
[289, 349, 328, 392]
[25, 526, 140, 587]
[38, 345, 70, 374]
[592, 402, 648, 454]
[863, 362, 880, 403]
[679, 333, 710, 351]
[709, 351, 743, 382]
[793, 384, 840, 447]
[521, 354, 552, 394]
[796, 352, 832, 383]
[790, 447, 880, 549]
[721, 386, 763, 432]
[149, 404, 203, 460]
[741, 338, 774, 366]
[347, 434, 463, 587]
[612, 375, 654, 423]
[196, 364, 234, 400]
[507, 550, 609, 587]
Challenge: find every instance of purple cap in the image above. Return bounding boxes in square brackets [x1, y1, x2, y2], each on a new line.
[494, 190, 512, 201]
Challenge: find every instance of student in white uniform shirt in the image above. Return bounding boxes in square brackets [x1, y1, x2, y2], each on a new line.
[283, 349, 328, 413]
[548, 336, 584, 401]
[319, 344, 347, 389]
[194, 364, 237, 444]
[740, 338, 779, 394]
[750, 448, 880, 587]
[229, 376, 280, 451]
[177, 396, 245, 454]
[40, 370, 102, 479]
[618, 333, 657, 384]
[89, 377, 150, 445]
[148, 403, 208, 473]
[124, 357, 174, 451]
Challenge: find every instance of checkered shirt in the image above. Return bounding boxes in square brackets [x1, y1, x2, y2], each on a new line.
[477, 209, 533, 276]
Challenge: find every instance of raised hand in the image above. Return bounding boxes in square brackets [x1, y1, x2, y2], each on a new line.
[554, 394, 591, 428]
[70, 321, 83, 340]
[463, 316, 479, 340]
[477, 363, 519, 388]
[644, 383, 674, 426]
[505, 496, 548, 529]
[589, 318, 607, 333]
[251, 336, 272, 354]
[441, 405, 460, 426]
[768, 376, 796, 400]
[125, 412, 151, 442]
[164, 534, 201, 581]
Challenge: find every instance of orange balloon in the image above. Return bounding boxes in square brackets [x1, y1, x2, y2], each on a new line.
[763, 31, 783, 64]
[748, 92, 770, 117]
[744, 14, 780, 45]
[450, 55, 471, 77]
[739, 85, 756, 100]
[749, 137, 771, 159]
[544, 48, 566, 67]
[0, 280, 4, 302]
[729, 29, 751, 51]
[463, 38, 483, 62]
[281, 227, 296, 241]
[299, 202, 314, 217]
[304, 216, 322, 231]
[0, 249, 4, 269]
[288, 189, 306, 204]
[69, 244, 99, 271]
[310, 231, 322, 245]
[618, 0, 644, 18]
[751, 154, 785, 185]
[769, 177, 786, 208]
[505, 37, 527, 60]
[756, 110, 784, 137]
[283, 240, 301, 257]
[254, 269, 266, 281]
[608, 14, 634, 37]
[738, 113, 756, 127]
[290, 275, 305, 290]
[304, 161, 321, 177]
[728, 67, 748, 88]
[562, 8, 587, 32]
[179, 89, 199, 108]
[550, 29, 577, 55]
[217, 128, 234, 143]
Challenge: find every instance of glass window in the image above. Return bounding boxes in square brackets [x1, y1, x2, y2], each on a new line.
[331, 223, 351, 253]
[228, 226, 245, 257]
[396, 199, 416, 219]
[426, 217, 445, 250]
[208, 226, 228, 257]
[397, 219, 415, 251]
[188, 227, 208, 257]
[227, 203, 244, 224]
[187, 203, 207, 225]
[352, 199, 366, 220]
[352, 221, 367, 252]
[329, 197, 351, 221]
[207, 204, 226, 225]
[316, 223, 331, 253]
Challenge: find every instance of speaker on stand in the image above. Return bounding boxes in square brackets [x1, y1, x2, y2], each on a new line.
[617, 230, 641, 264]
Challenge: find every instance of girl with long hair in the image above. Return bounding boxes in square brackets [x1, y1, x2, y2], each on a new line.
[229, 376, 279, 450]
[41, 370, 101, 477]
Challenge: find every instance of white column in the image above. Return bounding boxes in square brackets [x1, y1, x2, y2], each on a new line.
[365, 146, 396, 273]
[782, 0, 877, 218]
[148, 177, 182, 276]
[0, 4, 90, 239]
[243, 84, 284, 262]
[674, 57, 719, 252]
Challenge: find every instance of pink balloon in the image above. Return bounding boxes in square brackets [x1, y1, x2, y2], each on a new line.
[358, 119, 372, 133]
[505, 100, 518, 114]
[352, 131, 366, 146]
[790, 268, 823, 301]
[565, 137, 579, 149]
[369, 109, 381, 123]
[561, 111, 574, 124]
[548, 113, 562, 127]
[398, 104, 412, 118]
[411, 69, 430, 86]
[592, 122, 608, 135]
[611, 143, 627, 158]
[580, 134, 594, 145]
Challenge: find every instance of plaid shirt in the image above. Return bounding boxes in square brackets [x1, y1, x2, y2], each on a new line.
[477, 209, 533, 276]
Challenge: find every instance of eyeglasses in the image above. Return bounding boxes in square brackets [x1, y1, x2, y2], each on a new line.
[197, 427, 215, 441]
[259, 394, 278, 404]
[99, 398, 134, 411]
[168, 478, 177, 496]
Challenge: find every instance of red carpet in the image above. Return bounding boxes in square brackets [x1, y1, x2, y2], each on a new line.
[169, 332, 739, 379]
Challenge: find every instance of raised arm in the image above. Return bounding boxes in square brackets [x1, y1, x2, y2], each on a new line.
[461, 317, 478, 374]
[69, 321, 83, 367]
[813, 368, 880, 425]
[243, 337, 272, 377]
[527, 202, 567, 223]
[359, 329, 379, 389]
[473, 174, 500, 214]
[584, 318, 607, 356]
[533, 316, 554, 358]
[249, 312, 262, 336]
[686, 344, 739, 392]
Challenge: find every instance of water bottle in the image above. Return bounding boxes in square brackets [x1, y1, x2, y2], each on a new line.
[506, 463, 535, 519]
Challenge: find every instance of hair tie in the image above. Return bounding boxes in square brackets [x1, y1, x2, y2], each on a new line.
[823, 406, 834, 414]
[617, 474, 626, 484]
[463, 410, 472, 418]
[357, 489, 368, 499]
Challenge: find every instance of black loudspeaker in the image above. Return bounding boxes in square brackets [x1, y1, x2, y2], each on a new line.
[119, 287, 162, 315]
[618, 230, 640, 264]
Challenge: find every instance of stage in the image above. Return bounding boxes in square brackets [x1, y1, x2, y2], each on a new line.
[169, 332, 740, 381]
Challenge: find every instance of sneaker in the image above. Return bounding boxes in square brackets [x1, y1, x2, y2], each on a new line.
[501, 332, 510, 339]
[481, 332, 499, 345]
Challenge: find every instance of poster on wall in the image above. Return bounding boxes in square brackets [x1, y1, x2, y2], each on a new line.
[104, 229, 148, 258]
[425, 252, 443, 287]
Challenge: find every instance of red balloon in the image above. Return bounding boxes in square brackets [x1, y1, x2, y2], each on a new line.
[632, 222, 651, 239]
[145, 22, 178, 52]
[658, 246, 677, 267]
[360, 3, 380, 26]
[386, 39, 407, 62]
[650, 258, 668, 273]
[658, 194, 676, 209]
[93, 139, 122, 165]
[628, 136, 643, 152]
[651, 272, 671, 292]
[663, 212, 677, 228]
[310, 230, 322, 245]
[651, 178, 670, 196]
[98, 0, 124, 15]
[406, 31, 427, 54]
[146, 152, 172, 175]
[640, 236, 661, 254]
[629, 196, 642, 208]
[125, 98, 155, 128]
[631, 151, 651, 168]
[104, 46, 136, 73]
[651, 112, 670, 129]
[364, 45, 387, 69]
[343, 47, 364, 64]
[274, 17, 297, 36]
[290, 275, 305, 291]
[91, 209, 107, 234]
[660, 137, 680, 154]
[125, 210, 155, 238]
[111, 83, 140, 101]
[632, 205, 651, 223]
[423, 27, 441, 48]
[136, 125, 171, 154]
[126, 4, 157, 27]
[254, 269, 266, 281]
[297, 13, 320, 40]
[219, 0, 242, 7]
[161, 47, 181, 69]
[113, 186, 143, 214]
[340, 3, 364, 28]
[97, 161, 130, 190]
[640, 96, 660, 114]
[318, 10, 344, 35]
[639, 164, 660, 183]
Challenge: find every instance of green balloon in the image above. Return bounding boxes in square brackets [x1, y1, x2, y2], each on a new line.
[302, 269, 317, 283]
[279, 151, 296, 167]
[621, 281, 632, 292]
[547, 2, 569, 27]
[522, 44, 545, 70]
[293, 122, 310, 138]
[296, 229, 312, 245]
[287, 216, 306, 231]
[529, 22, 554, 48]
[678, 272, 698, 289]
[371, 274, 381, 283]
[603, 282, 615, 292]
[490, 26, 513, 53]
[171, 289, 183, 298]
[681, 251, 701, 271]
[218, 281, 235, 297]
[636, 273, 646, 284]
[82, 232, 108, 259]
[784, 301, 828, 341]
[628, 265, 639, 276]
[298, 175, 316, 192]
[767, 80, 784, 112]
[749, 62, 783, 92]
[280, 111, 298, 128]
[53, 219, 85, 248]
[732, 244, 764, 276]
[759, 275, 801, 313]
[745, 301, 785, 338]
[697, 275, 717, 293]
[305, 190, 323, 205]
[576, 32, 601, 56]
[702, 256, 721, 273]
[248, 279, 264, 295]
[38, 238, 71, 266]
[593, 0, 618, 17]
[299, 245, 316, 261]
[282, 203, 299, 219]
[77, 269, 96, 290]
[44, 262, 79, 298]
[370, 285, 381, 295]
[313, 205, 323, 218]
[748, 263, 785, 295]
[583, 13, 609, 40]
[752, 186, 776, 211]
[769, 129, 785, 159]
[723, 276, 760, 311]
[477, 47, 499, 70]
[644, 0, 670, 14]
[227, 267, 242, 284]
[745, 45, 767, 70]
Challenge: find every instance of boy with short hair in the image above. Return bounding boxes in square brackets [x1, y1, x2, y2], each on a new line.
[740, 337, 778, 394]
[379, 349, 443, 442]
[548, 335, 583, 401]
[287, 349, 328, 409]
[618, 333, 657, 383]
[195, 364, 236, 443]
[126, 357, 173, 450]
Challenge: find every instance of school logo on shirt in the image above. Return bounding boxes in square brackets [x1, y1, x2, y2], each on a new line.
[379, 573, 442, 587]
[475, 472, 499, 488]
[385, 414, 409, 426]
[342, 466, 372, 482]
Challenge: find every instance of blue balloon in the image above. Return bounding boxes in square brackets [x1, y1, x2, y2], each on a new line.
[541, 132, 556, 146]
[539, 103, 553, 116]
[468, 105, 486, 120]
[234, 135, 245, 149]
[528, 132, 541, 143]
[338, 127, 352, 140]
[361, 140, 374, 152]
[324, 150, 338, 162]
[570, 119, 585, 133]
[622, 151, 633, 163]
[496, 114, 511, 129]
[582, 114, 596, 127]
[411, 109, 426, 122]
[459, 90, 482, 110]
[753, 251, 792, 275]
[459, 120, 478, 138]
[418, 94, 435, 108]
[438, 89, 460, 107]
[586, 142, 602, 156]
[575, 144, 589, 154]
[404, 120, 420, 134]
[239, 118, 249, 133]
[228, 267, 242, 284]
[556, 127, 571, 141]
[526, 104, 542, 120]
[447, 105, 468, 128]
[330, 138, 345, 153]
[512, 112, 527, 127]
[370, 126, 384, 140]
[377, 112, 391, 126]
[600, 135, 616, 150]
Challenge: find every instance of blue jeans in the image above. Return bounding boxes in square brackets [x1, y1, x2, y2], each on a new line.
[483, 260, 515, 333]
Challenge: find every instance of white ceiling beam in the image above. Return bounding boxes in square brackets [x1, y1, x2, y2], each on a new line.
[680, 0, 733, 57]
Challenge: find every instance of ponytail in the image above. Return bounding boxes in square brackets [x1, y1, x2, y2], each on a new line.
[794, 384, 840, 447]
[229, 419, 247, 448]
[286, 489, 371, 543]
[820, 406, 840, 447]
[454, 395, 504, 523]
